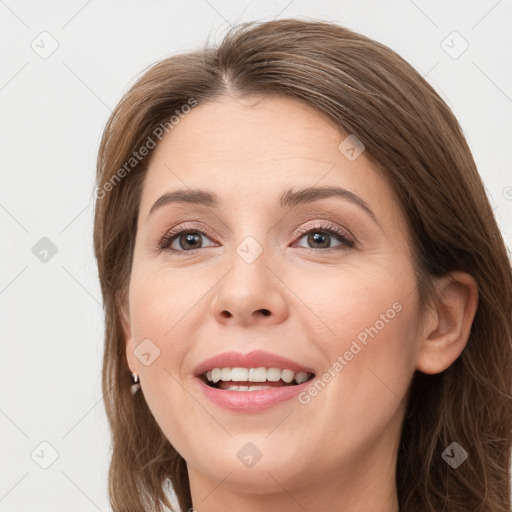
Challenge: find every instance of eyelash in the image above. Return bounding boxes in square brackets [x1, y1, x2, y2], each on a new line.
[158, 221, 355, 254]
[294, 223, 355, 250]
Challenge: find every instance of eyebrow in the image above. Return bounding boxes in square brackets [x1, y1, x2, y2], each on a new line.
[146, 186, 378, 224]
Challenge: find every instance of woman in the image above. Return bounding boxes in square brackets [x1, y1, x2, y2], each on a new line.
[93, 18, 512, 512]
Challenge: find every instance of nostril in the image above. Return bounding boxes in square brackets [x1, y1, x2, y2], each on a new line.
[259, 309, 271, 316]
[221, 311, 232, 318]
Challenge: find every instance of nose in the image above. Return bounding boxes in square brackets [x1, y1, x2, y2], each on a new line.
[211, 247, 289, 327]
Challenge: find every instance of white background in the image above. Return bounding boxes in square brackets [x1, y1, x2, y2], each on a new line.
[1, 1, 511, 510]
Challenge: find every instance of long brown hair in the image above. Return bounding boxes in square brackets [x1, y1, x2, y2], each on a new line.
[93, 19, 512, 512]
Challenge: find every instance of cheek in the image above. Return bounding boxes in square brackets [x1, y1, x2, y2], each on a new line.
[293, 255, 419, 425]
[129, 264, 205, 341]
[290, 250, 417, 343]
[126, 264, 214, 420]
[317, 300, 419, 449]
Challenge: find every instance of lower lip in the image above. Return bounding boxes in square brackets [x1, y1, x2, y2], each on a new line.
[195, 377, 312, 412]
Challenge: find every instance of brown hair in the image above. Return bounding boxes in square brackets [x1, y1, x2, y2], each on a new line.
[93, 18, 512, 512]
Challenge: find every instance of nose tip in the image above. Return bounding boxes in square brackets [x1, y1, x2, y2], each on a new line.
[211, 266, 288, 326]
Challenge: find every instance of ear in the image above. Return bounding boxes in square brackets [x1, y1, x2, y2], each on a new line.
[118, 294, 139, 375]
[416, 271, 478, 374]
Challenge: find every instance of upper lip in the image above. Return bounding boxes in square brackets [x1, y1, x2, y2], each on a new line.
[193, 350, 316, 377]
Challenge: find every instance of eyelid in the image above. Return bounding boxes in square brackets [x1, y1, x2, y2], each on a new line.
[293, 222, 354, 243]
[157, 221, 219, 252]
[157, 219, 356, 253]
[292, 222, 355, 250]
[291, 209, 358, 241]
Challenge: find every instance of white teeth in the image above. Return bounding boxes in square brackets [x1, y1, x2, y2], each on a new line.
[212, 368, 222, 383]
[231, 367, 249, 381]
[249, 367, 267, 382]
[204, 367, 313, 385]
[281, 369, 295, 383]
[266, 367, 282, 381]
[223, 384, 272, 391]
[294, 371, 309, 384]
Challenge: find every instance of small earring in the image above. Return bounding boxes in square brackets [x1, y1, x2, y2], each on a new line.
[130, 372, 141, 395]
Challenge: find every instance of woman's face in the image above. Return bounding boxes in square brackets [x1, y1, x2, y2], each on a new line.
[123, 95, 426, 498]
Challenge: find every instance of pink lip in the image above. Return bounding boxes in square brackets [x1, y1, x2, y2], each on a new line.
[193, 349, 315, 376]
[195, 377, 313, 412]
[192, 350, 316, 413]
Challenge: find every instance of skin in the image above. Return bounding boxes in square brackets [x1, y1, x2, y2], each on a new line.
[121, 95, 478, 512]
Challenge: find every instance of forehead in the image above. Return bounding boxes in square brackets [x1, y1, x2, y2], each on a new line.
[152, 95, 345, 165]
[139, 94, 403, 226]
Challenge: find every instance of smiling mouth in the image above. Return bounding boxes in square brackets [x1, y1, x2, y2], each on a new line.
[201, 367, 315, 391]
